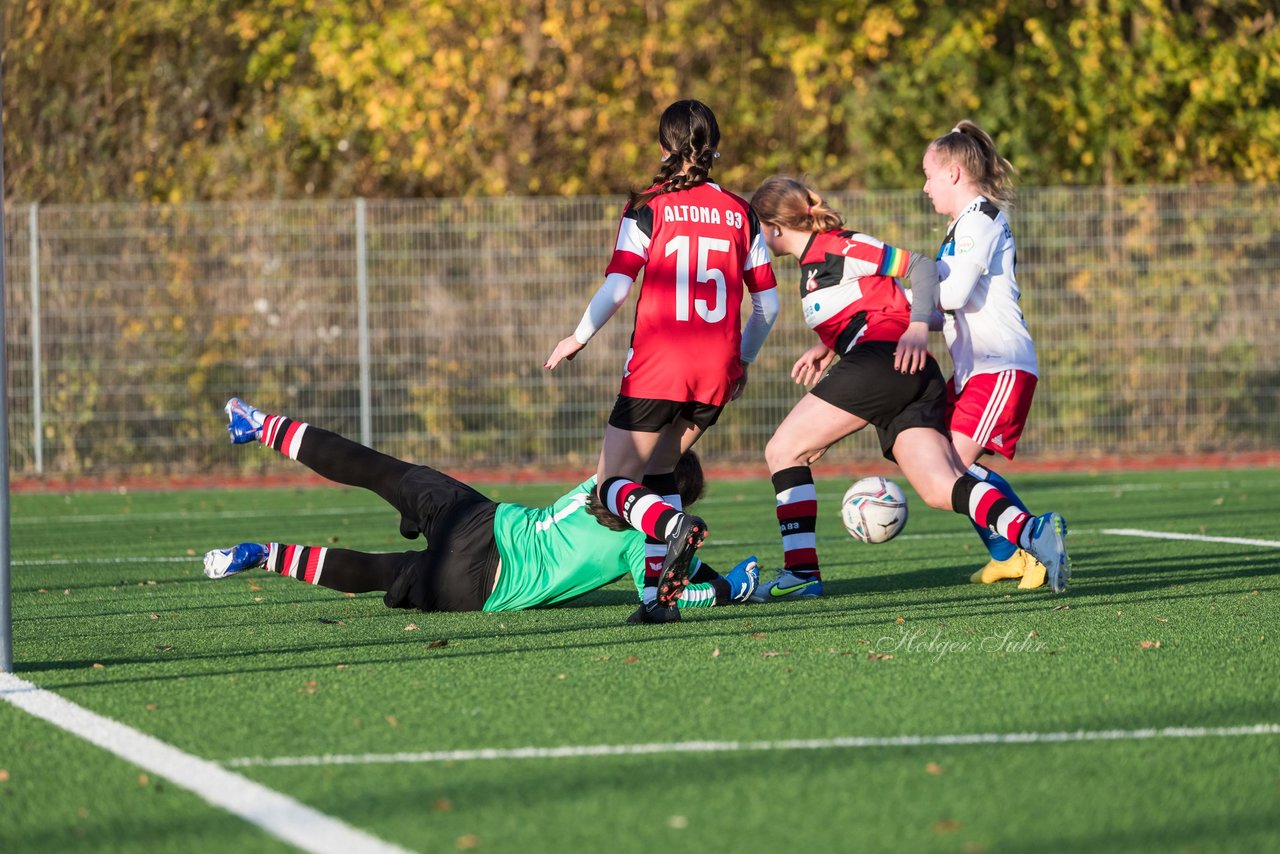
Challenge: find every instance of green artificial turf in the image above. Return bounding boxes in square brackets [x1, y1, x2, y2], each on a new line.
[3, 469, 1279, 853]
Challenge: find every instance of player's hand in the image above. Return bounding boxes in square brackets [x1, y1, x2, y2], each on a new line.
[894, 321, 929, 374]
[729, 362, 749, 401]
[544, 335, 585, 370]
[791, 343, 835, 387]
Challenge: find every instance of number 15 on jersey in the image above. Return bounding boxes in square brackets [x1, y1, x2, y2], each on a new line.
[665, 235, 730, 323]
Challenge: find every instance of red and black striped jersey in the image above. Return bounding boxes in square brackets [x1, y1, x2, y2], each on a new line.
[603, 182, 776, 406]
[795, 229, 915, 354]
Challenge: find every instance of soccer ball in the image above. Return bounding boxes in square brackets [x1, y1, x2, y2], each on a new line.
[840, 477, 908, 543]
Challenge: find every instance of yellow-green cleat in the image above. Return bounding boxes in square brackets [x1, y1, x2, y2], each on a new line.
[970, 552, 1028, 584]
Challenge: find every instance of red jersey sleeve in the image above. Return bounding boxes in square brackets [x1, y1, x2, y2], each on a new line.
[603, 202, 655, 280]
[743, 206, 778, 293]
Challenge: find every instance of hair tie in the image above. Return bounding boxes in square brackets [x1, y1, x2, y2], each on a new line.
[713, 151, 721, 159]
[806, 204, 812, 215]
[951, 125, 963, 134]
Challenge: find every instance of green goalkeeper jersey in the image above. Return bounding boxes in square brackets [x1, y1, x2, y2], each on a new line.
[483, 478, 716, 612]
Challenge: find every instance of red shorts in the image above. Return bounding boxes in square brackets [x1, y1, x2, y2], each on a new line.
[947, 370, 1037, 459]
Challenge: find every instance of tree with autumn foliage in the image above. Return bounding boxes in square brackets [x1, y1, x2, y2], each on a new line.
[4, 0, 1278, 202]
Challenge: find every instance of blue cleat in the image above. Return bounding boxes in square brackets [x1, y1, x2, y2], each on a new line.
[1026, 512, 1071, 593]
[203, 542, 268, 579]
[225, 397, 265, 445]
[749, 568, 824, 602]
[724, 556, 760, 603]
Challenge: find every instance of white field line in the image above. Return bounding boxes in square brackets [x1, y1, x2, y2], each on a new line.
[12, 477, 1269, 527]
[15, 526, 1280, 568]
[4, 530, 1017, 567]
[11, 506, 389, 525]
[223, 723, 1280, 769]
[0, 673, 414, 854]
[1100, 528, 1280, 549]
[14, 556, 198, 567]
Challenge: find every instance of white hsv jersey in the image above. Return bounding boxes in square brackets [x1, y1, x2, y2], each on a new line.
[936, 196, 1038, 390]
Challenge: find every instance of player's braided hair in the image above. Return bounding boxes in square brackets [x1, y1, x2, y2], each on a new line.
[587, 450, 706, 532]
[628, 100, 721, 210]
[749, 176, 844, 233]
[928, 120, 1019, 210]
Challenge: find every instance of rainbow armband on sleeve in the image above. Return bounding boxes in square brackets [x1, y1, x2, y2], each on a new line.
[877, 245, 911, 277]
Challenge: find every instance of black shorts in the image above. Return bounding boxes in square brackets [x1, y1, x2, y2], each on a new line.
[810, 339, 949, 461]
[382, 465, 501, 612]
[607, 395, 725, 433]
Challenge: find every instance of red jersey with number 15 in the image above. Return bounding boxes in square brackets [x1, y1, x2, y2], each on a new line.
[604, 182, 776, 406]
[797, 229, 915, 355]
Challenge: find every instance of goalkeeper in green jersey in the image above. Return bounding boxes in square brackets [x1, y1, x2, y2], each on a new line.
[203, 399, 758, 622]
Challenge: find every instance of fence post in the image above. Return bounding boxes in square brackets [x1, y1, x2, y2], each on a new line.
[1, 102, 12, 671]
[356, 198, 372, 447]
[28, 203, 42, 475]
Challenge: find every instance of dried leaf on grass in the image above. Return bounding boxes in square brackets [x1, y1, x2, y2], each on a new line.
[867, 653, 894, 661]
[426, 639, 448, 649]
[1139, 640, 1162, 650]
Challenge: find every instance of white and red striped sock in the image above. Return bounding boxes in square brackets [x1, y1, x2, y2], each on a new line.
[773, 466, 820, 579]
[260, 414, 309, 460]
[600, 476, 682, 542]
[265, 543, 328, 586]
[951, 476, 1031, 549]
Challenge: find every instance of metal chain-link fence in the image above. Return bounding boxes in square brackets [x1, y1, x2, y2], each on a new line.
[4, 185, 1278, 478]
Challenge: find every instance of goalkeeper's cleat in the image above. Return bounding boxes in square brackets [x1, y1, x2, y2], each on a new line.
[203, 542, 268, 579]
[749, 568, 824, 602]
[970, 551, 1028, 584]
[656, 513, 707, 606]
[1026, 512, 1071, 593]
[1016, 552, 1048, 590]
[724, 556, 760, 604]
[225, 397, 266, 445]
[626, 600, 682, 624]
